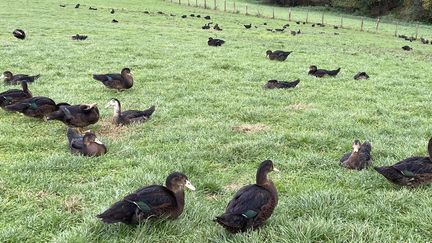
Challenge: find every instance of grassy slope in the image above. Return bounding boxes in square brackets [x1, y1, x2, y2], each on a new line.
[1, 0, 432, 242]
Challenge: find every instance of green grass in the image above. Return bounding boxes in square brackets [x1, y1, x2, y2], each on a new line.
[1, 0, 432, 242]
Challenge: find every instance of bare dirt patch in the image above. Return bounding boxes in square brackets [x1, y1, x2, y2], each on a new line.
[232, 124, 270, 134]
[96, 119, 129, 139]
[64, 196, 83, 213]
[224, 183, 243, 192]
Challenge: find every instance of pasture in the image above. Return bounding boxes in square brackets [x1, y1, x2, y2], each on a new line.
[1, 0, 432, 242]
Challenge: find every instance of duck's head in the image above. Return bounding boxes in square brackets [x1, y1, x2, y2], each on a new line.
[352, 140, 361, 153]
[166, 172, 196, 192]
[83, 131, 103, 145]
[121, 68, 132, 78]
[309, 65, 317, 72]
[208, 37, 213, 40]
[105, 98, 120, 108]
[266, 50, 272, 56]
[2, 71, 13, 81]
[258, 160, 280, 174]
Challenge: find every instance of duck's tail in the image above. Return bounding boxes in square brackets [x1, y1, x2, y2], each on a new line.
[4, 102, 28, 112]
[143, 105, 156, 118]
[214, 213, 250, 233]
[97, 200, 136, 224]
[328, 68, 341, 76]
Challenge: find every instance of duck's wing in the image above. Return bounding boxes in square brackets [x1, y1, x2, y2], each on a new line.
[93, 73, 122, 82]
[392, 157, 432, 175]
[340, 152, 352, 163]
[226, 184, 272, 216]
[122, 106, 155, 120]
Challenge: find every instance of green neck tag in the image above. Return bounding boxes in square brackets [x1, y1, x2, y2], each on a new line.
[401, 170, 416, 177]
[241, 210, 257, 219]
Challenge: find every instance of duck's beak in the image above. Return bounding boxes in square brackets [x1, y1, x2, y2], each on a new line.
[94, 138, 103, 145]
[185, 180, 196, 191]
[273, 167, 280, 172]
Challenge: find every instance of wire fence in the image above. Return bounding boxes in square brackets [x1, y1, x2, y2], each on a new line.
[164, 0, 432, 40]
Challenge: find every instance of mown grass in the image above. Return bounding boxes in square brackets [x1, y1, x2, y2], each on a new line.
[1, 0, 432, 242]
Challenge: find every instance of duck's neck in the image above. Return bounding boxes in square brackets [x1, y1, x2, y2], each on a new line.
[112, 102, 121, 118]
[256, 169, 270, 186]
[428, 137, 432, 160]
[22, 82, 31, 95]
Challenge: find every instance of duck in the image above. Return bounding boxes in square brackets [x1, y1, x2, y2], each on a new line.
[204, 15, 211, 20]
[144, 11, 150, 14]
[112, 19, 118, 23]
[340, 140, 372, 170]
[402, 45, 412, 51]
[202, 23, 211, 30]
[97, 172, 195, 224]
[266, 50, 292, 61]
[59, 4, 66, 7]
[283, 24, 290, 28]
[110, 9, 115, 14]
[196, 15, 201, 18]
[420, 37, 429, 44]
[89, 7, 97, 10]
[214, 160, 279, 233]
[214, 24, 222, 31]
[190, 14, 195, 17]
[181, 15, 187, 18]
[208, 37, 225, 47]
[244, 24, 252, 29]
[334, 26, 339, 29]
[374, 137, 432, 187]
[4, 97, 68, 119]
[0, 81, 32, 108]
[46, 103, 100, 129]
[75, 4, 80, 8]
[105, 98, 155, 126]
[296, 21, 300, 24]
[290, 31, 296, 36]
[275, 28, 284, 32]
[93, 68, 133, 91]
[157, 11, 165, 15]
[13, 29, 26, 40]
[2, 71, 40, 85]
[308, 65, 341, 77]
[67, 128, 107, 156]
[354, 72, 369, 80]
[71, 34, 88, 40]
[263, 79, 300, 89]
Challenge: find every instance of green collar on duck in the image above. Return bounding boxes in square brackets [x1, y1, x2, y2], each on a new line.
[124, 199, 151, 213]
[30, 102, 38, 109]
[241, 209, 257, 219]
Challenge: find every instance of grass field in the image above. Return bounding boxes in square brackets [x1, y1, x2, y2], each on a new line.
[1, 0, 432, 242]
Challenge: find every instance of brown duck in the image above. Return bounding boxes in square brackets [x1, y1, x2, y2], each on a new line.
[93, 68, 133, 91]
[97, 172, 195, 224]
[308, 65, 341, 77]
[67, 128, 107, 156]
[374, 137, 432, 187]
[340, 140, 372, 170]
[2, 71, 40, 85]
[263, 79, 300, 89]
[4, 97, 68, 119]
[0, 81, 32, 108]
[46, 104, 100, 129]
[214, 160, 279, 233]
[105, 98, 155, 126]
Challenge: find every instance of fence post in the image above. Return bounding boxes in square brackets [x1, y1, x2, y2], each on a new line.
[257, 8, 260, 17]
[415, 22, 419, 39]
[234, 1, 236, 13]
[204, 0, 207, 9]
[288, 8, 291, 21]
[224, 0, 226, 11]
[195, 0, 197, 7]
[340, 16, 343, 28]
[214, 0, 216, 10]
[321, 12, 324, 25]
[306, 9, 309, 23]
[272, 7, 275, 19]
[187, 0, 190, 6]
[246, 4, 248, 15]
[394, 21, 399, 37]
[178, 0, 180, 4]
[375, 17, 381, 31]
[360, 17, 364, 31]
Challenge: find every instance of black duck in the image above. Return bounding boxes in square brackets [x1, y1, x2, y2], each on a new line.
[0, 81, 32, 108]
[208, 37, 225, 47]
[93, 68, 133, 91]
[67, 128, 107, 156]
[308, 65, 341, 77]
[46, 103, 100, 129]
[266, 50, 292, 61]
[354, 72, 369, 80]
[374, 137, 432, 187]
[2, 71, 40, 85]
[13, 29, 26, 40]
[263, 79, 300, 89]
[72, 34, 88, 40]
[4, 97, 67, 119]
[214, 160, 279, 233]
[97, 172, 195, 224]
